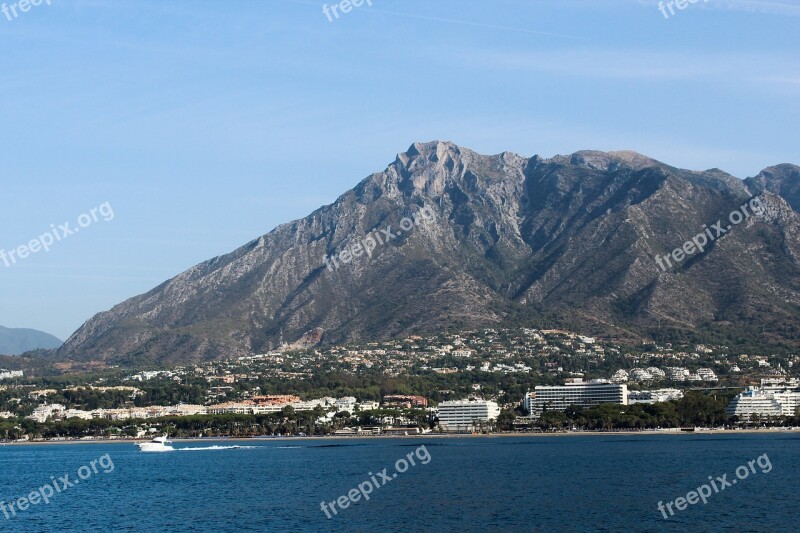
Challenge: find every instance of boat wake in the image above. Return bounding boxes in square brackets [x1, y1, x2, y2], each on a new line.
[176, 445, 257, 451]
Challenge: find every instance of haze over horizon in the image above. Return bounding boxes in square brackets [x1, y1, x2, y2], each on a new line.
[1, 0, 798, 340]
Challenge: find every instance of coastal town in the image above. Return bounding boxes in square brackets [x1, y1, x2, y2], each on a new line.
[2, 327, 799, 441]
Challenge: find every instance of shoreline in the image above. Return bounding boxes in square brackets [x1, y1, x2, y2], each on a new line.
[3, 427, 798, 446]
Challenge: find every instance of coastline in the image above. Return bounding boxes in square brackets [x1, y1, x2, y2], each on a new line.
[3, 427, 798, 446]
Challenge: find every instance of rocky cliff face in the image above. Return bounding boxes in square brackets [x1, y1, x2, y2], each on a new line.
[58, 142, 800, 364]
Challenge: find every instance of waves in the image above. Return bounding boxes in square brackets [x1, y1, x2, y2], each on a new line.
[176, 445, 257, 451]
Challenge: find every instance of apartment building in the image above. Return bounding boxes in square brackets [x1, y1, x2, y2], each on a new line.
[437, 399, 500, 431]
[526, 379, 627, 417]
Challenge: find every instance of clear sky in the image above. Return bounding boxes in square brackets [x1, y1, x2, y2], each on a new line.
[0, 0, 798, 341]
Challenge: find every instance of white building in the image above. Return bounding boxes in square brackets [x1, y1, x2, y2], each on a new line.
[528, 379, 628, 416]
[522, 392, 537, 414]
[207, 402, 257, 415]
[762, 377, 800, 388]
[167, 404, 208, 416]
[437, 399, 500, 431]
[628, 388, 684, 404]
[629, 369, 653, 382]
[696, 368, 718, 382]
[771, 390, 800, 416]
[0, 370, 23, 380]
[290, 400, 323, 411]
[758, 380, 800, 416]
[666, 367, 690, 381]
[357, 401, 380, 411]
[252, 404, 285, 414]
[64, 409, 94, 420]
[335, 397, 358, 412]
[610, 370, 629, 384]
[27, 404, 66, 423]
[726, 388, 783, 418]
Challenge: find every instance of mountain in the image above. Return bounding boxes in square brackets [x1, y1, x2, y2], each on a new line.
[0, 325, 62, 356]
[57, 142, 800, 365]
[745, 164, 800, 212]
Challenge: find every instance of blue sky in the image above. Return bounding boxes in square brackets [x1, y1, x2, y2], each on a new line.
[1, 0, 798, 341]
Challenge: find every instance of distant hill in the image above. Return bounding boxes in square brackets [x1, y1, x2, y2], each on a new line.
[0, 325, 62, 355]
[57, 141, 800, 365]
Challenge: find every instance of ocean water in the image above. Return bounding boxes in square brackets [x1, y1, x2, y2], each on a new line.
[0, 433, 797, 532]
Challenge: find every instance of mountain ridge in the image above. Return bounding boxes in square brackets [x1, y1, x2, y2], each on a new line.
[0, 325, 62, 356]
[56, 141, 800, 365]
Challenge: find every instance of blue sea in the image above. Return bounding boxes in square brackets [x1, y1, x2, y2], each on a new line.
[1, 433, 797, 532]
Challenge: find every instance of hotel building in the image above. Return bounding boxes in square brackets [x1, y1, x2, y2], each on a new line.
[525, 379, 627, 417]
[726, 383, 800, 418]
[725, 388, 783, 418]
[437, 399, 500, 431]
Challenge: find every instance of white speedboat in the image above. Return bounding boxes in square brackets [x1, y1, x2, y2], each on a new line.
[136, 435, 174, 452]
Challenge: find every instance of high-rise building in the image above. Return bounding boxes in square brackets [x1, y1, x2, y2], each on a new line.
[437, 399, 500, 431]
[727, 385, 800, 418]
[526, 379, 627, 417]
[725, 388, 783, 418]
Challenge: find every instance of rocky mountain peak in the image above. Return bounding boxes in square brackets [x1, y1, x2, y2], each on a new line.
[55, 143, 800, 365]
[746, 163, 800, 211]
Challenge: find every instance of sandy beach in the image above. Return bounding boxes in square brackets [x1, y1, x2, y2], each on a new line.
[3, 427, 797, 447]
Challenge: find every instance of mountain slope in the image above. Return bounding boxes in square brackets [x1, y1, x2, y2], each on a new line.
[0, 325, 62, 356]
[745, 164, 800, 211]
[58, 142, 800, 365]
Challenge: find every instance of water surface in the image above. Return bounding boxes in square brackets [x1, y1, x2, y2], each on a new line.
[1, 434, 796, 532]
